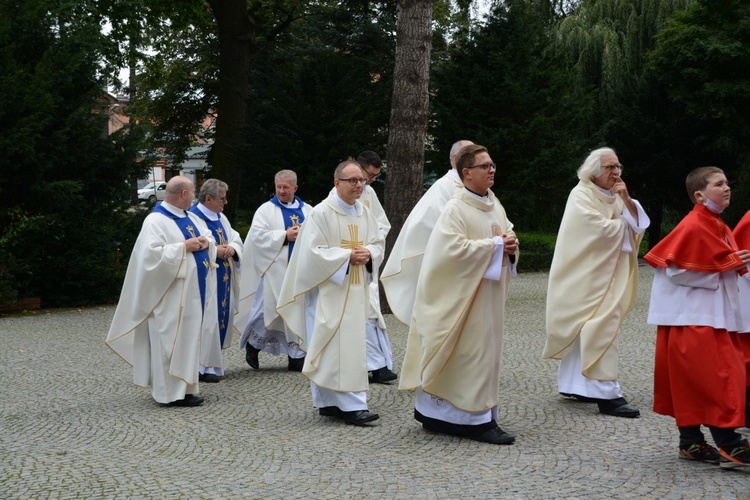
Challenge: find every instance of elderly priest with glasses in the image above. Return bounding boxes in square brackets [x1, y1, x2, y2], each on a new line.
[543, 147, 650, 418]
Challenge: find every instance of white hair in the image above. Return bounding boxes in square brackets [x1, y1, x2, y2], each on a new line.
[577, 147, 616, 181]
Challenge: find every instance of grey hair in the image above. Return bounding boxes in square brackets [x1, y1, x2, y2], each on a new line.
[198, 178, 228, 202]
[450, 140, 474, 168]
[275, 169, 298, 185]
[577, 147, 616, 182]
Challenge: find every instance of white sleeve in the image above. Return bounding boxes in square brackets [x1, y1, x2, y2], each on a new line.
[483, 236, 504, 281]
[665, 264, 719, 290]
[329, 261, 349, 285]
[621, 199, 650, 235]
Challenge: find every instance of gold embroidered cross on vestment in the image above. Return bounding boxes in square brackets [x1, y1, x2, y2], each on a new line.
[341, 224, 364, 285]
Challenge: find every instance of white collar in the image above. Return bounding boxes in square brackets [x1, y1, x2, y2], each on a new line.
[196, 202, 220, 221]
[333, 190, 360, 216]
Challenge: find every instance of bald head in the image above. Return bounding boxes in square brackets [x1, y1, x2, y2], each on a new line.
[165, 176, 195, 210]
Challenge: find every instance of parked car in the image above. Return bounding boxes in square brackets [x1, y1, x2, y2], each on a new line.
[137, 182, 167, 203]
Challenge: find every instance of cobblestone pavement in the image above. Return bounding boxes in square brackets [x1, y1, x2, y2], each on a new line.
[2, 265, 749, 499]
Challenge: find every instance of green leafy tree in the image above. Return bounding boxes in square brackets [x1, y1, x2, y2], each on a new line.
[552, 0, 697, 245]
[647, 0, 750, 228]
[239, 0, 396, 215]
[0, 0, 143, 307]
[429, 0, 581, 231]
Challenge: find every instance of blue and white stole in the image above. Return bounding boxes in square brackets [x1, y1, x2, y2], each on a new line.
[189, 205, 232, 344]
[270, 195, 307, 259]
[153, 203, 209, 313]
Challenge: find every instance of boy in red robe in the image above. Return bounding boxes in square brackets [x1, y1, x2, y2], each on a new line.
[645, 167, 750, 469]
[733, 210, 750, 428]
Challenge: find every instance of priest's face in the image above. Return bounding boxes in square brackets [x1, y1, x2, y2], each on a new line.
[335, 163, 366, 205]
[592, 152, 622, 190]
[204, 189, 227, 213]
[462, 151, 496, 195]
[275, 177, 298, 203]
[696, 172, 731, 209]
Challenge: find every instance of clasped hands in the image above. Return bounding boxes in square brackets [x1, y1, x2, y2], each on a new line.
[502, 234, 519, 255]
[217, 244, 235, 260]
[286, 225, 301, 243]
[349, 246, 371, 266]
[186, 236, 209, 253]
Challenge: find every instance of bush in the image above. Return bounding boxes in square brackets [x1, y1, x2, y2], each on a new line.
[516, 232, 556, 272]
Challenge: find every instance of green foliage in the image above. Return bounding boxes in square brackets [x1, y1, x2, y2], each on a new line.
[646, 0, 750, 229]
[239, 1, 396, 209]
[0, 0, 143, 307]
[516, 232, 556, 272]
[548, 0, 704, 246]
[429, 0, 584, 232]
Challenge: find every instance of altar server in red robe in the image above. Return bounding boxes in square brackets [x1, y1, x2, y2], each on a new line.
[645, 166, 750, 469]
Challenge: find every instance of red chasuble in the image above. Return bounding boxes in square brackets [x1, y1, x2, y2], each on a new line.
[648, 204, 746, 427]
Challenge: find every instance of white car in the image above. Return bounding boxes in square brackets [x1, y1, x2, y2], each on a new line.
[137, 182, 167, 203]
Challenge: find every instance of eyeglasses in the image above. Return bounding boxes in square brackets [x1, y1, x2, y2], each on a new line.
[338, 178, 367, 186]
[219, 196, 227, 201]
[467, 162, 497, 172]
[364, 169, 381, 180]
[602, 164, 623, 172]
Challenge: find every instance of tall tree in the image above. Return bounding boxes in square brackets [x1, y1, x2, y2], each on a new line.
[205, 0, 255, 220]
[553, 0, 697, 246]
[429, 0, 579, 232]
[240, 1, 396, 213]
[0, 0, 143, 306]
[385, 0, 435, 254]
[647, 0, 750, 227]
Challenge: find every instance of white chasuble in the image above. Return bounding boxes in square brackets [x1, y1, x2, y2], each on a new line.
[399, 188, 516, 412]
[277, 192, 384, 392]
[234, 200, 312, 348]
[106, 203, 217, 403]
[381, 170, 462, 325]
[543, 181, 646, 381]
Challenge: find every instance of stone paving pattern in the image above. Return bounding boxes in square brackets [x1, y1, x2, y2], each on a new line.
[2, 265, 749, 499]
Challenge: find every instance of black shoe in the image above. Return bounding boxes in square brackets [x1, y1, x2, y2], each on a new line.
[599, 402, 640, 418]
[199, 373, 221, 383]
[370, 367, 398, 384]
[318, 406, 343, 418]
[167, 394, 204, 407]
[343, 410, 380, 426]
[560, 392, 599, 403]
[471, 426, 516, 445]
[288, 356, 305, 372]
[245, 345, 260, 370]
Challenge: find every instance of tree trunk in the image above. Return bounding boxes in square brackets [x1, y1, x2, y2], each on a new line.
[206, 0, 254, 222]
[385, 0, 434, 254]
[382, 0, 434, 313]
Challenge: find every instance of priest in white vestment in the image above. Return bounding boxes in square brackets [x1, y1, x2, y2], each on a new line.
[543, 147, 649, 418]
[235, 170, 311, 371]
[189, 179, 243, 383]
[381, 140, 472, 325]
[356, 151, 396, 384]
[106, 176, 217, 407]
[277, 160, 384, 426]
[400, 144, 518, 445]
